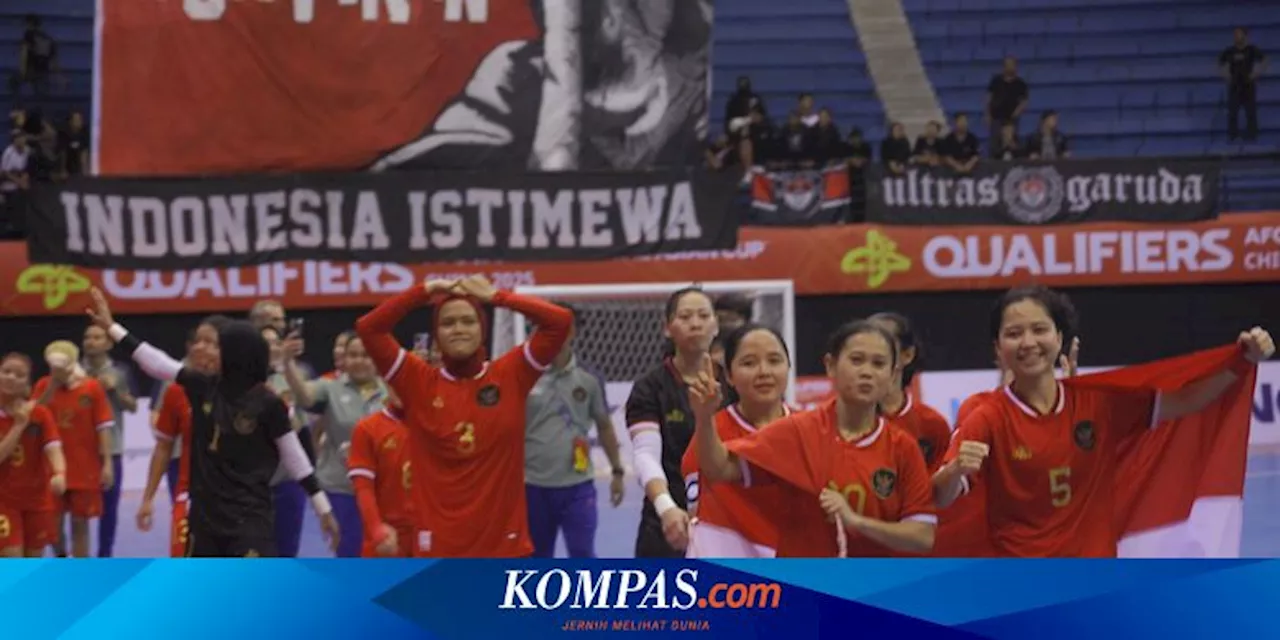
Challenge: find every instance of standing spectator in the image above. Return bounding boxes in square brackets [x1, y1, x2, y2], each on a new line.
[738, 105, 775, 168]
[844, 129, 873, 223]
[524, 306, 625, 558]
[8, 15, 58, 98]
[880, 122, 912, 175]
[942, 113, 981, 173]
[1027, 111, 1070, 160]
[725, 76, 766, 135]
[59, 111, 90, 178]
[778, 112, 814, 167]
[985, 56, 1029, 133]
[21, 109, 57, 183]
[249, 300, 287, 335]
[1219, 27, 1266, 141]
[795, 94, 818, 128]
[704, 135, 738, 171]
[81, 325, 138, 558]
[808, 109, 843, 166]
[1, 133, 32, 237]
[911, 121, 944, 166]
[991, 122, 1027, 160]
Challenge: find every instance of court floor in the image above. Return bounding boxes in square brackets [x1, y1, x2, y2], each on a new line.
[86, 451, 1280, 558]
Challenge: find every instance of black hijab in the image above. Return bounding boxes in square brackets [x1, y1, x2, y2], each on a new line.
[216, 320, 269, 402]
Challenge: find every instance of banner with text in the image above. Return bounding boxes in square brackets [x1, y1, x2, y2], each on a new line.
[97, 0, 712, 175]
[4, 212, 1278, 317]
[24, 169, 740, 269]
[867, 158, 1221, 226]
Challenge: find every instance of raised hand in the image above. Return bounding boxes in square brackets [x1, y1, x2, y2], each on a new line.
[687, 354, 722, 419]
[1239, 327, 1275, 364]
[85, 287, 115, 330]
[454, 275, 497, 302]
[952, 441, 990, 477]
[1058, 337, 1080, 377]
[423, 279, 459, 295]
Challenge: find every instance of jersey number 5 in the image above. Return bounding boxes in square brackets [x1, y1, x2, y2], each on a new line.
[1049, 467, 1072, 507]
[827, 481, 868, 515]
[455, 422, 476, 454]
[401, 461, 413, 490]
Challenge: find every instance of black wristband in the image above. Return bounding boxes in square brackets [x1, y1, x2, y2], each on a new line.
[612, 467, 625, 477]
[115, 332, 142, 355]
[299, 474, 321, 496]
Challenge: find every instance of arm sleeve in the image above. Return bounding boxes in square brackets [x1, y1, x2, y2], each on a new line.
[111, 324, 211, 392]
[346, 424, 386, 542]
[493, 290, 573, 377]
[625, 375, 665, 486]
[353, 476, 388, 544]
[355, 288, 432, 404]
[35, 407, 61, 449]
[154, 386, 182, 442]
[91, 382, 114, 432]
[632, 429, 666, 487]
[896, 432, 938, 525]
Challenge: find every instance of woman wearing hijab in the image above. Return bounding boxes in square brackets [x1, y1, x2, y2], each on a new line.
[86, 288, 339, 557]
[355, 275, 571, 557]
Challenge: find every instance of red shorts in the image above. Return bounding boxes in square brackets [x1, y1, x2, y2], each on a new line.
[61, 490, 104, 519]
[170, 499, 190, 558]
[361, 524, 416, 558]
[0, 504, 55, 552]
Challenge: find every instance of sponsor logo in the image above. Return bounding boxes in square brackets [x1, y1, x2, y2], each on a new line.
[841, 229, 911, 289]
[1013, 445, 1033, 461]
[16, 265, 91, 310]
[499, 569, 782, 611]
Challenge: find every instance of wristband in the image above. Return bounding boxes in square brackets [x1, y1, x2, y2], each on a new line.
[653, 493, 677, 516]
[310, 492, 333, 516]
[611, 467, 625, 477]
[108, 323, 129, 343]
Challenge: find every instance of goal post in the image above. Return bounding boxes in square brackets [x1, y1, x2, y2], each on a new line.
[492, 280, 798, 405]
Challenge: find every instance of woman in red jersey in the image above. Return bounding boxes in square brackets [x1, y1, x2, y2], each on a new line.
[346, 390, 414, 557]
[0, 353, 67, 557]
[934, 286, 1274, 557]
[355, 275, 571, 558]
[691, 320, 936, 557]
[682, 324, 792, 558]
[867, 313, 951, 473]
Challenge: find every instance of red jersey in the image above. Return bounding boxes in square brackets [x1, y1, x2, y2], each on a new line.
[956, 390, 999, 427]
[347, 409, 415, 537]
[357, 288, 571, 558]
[154, 383, 193, 498]
[681, 405, 789, 557]
[728, 400, 936, 558]
[932, 389, 999, 558]
[32, 377, 112, 491]
[884, 393, 951, 473]
[0, 405, 60, 510]
[321, 370, 339, 380]
[943, 382, 1155, 557]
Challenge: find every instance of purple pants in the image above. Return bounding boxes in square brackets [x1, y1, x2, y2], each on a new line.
[329, 493, 363, 558]
[273, 481, 306, 558]
[525, 481, 597, 558]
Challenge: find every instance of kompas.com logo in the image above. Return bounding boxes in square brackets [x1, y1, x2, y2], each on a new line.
[16, 265, 92, 310]
[840, 229, 911, 288]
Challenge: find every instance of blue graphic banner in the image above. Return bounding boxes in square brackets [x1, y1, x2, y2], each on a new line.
[1, 559, 1273, 639]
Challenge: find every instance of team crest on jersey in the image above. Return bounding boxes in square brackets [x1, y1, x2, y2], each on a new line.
[77, 394, 92, 408]
[477, 385, 501, 407]
[202, 402, 212, 415]
[573, 387, 587, 403]
[232, 412, 256, 435]
[871, 468, 897, 499]
[666, 409, 685, 424]
[1073, 420, 1096, 451]
[917, 438, 935, 464]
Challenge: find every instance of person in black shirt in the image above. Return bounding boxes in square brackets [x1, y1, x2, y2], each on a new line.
[778, 112, 814, 167]
[991, 122, 1026, 160]
[808, 109, 844, 166]
[86, 289, 340, 557]
[1218, 27, 1266, 141]
[911, 121, 944, 167]
[942, 113, 981, 173]
[1027, 110, 1070, 160]
[725, 76, 766, 135]
[880, 122, 912, 174]
[844, 129, 873, 223]
[8, 15, 58, 98]
[59, 111, 89, 178]
[985, 56, 1029, 133]
[627, 287, 729, 558]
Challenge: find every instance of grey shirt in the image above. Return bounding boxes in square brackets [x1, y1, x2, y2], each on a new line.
[309, 375, 388, 495]
[83, 358, 136, 456]
[524, 358, 610, 488]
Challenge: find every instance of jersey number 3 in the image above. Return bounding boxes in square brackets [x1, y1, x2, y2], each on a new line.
[455, 422, 476, 454]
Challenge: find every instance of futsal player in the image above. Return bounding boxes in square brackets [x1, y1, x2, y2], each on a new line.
[346, 390, 415, 557]
[0, 354, 66, 558]
[81, 324, 138, 558]
[868, 313, 951, 472]
[627, 287, 728, 557]
[355, 275, 572, 557]
[934, 286, 1274, 557]
[691, 321, 937, 557]
[33, 341, 113, 558]
[681, 325, 791, 558]
[88, 289, 339, 557]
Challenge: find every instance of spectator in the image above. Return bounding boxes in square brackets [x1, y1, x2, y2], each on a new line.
[795, 93, 818, 128]
[249, 300, 288, 334]
[1, 132, 32, 237]
[1219, 27, 1266, 141]
[985, 56, 1029, 133]
[1027, 110, 1070, 160]
[808, 108, 843, 165]
[725, 76, 766, 135]
[911, 121, 944, 167]
[713, 294, 753, 333]
[737, 104, 775, 168]
[880, 122, 911, 175]
[778, 111, 815, 167]
[991, 122, 1026, 160]
[59, 111, 90, 178]
[844, 129, 873, 223]
[705, 134, 738, 171]
[8, 15, 58, 98]
[942, 113, 981, 173]
[21, 109, 57, 182]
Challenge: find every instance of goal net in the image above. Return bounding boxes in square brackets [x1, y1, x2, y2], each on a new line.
[492, 280, 797, 405]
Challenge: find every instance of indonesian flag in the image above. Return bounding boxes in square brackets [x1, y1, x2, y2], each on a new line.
[1067, 344, 1255, 558]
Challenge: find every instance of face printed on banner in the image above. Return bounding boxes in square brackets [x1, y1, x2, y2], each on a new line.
[824, 329, 895, 407]
[665, 291, 717, 355]
[342, 338, 377, 384]
[996, 300, 1064, 381]
[728, 329, 790, 408]
[437, 299, 484, 361]
[0, 355, 31, 399]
